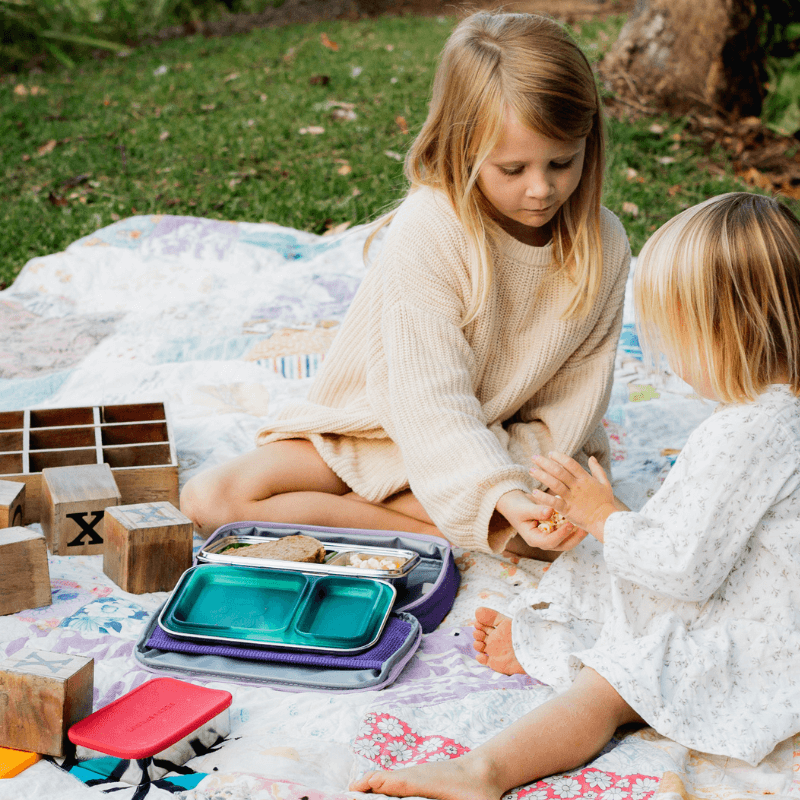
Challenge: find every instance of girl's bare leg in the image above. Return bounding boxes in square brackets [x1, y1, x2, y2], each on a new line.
[472, 608, 525, 675]
[180, 440, 440, 538]
[350, 666, 644, 800]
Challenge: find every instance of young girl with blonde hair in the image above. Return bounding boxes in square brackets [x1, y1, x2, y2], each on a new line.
[180, 11, 631, 557]
[352, 191, 800, 798]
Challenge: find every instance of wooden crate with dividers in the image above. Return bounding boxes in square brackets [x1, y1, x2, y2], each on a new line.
[0, 402, 178, 525]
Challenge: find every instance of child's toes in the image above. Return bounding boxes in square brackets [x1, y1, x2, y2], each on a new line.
[474, 606, 500, 627]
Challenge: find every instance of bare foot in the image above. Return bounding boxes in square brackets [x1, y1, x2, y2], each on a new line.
[350, 753, 505, 800]
[472, 608, 525, 675]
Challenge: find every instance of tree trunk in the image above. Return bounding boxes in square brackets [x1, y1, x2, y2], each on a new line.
[599, 0, 765, 118]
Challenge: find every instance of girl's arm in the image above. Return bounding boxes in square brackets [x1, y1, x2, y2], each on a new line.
[532, 406, 797, 603]
[367, 193, 536, 553]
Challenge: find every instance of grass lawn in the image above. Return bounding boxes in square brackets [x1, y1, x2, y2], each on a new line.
[0, 12, 771, 287]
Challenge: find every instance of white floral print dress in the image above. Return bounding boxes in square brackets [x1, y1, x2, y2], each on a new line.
[509, 385, 800, 765]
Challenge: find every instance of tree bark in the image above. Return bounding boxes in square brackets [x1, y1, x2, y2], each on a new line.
[599, 0, 765, 118]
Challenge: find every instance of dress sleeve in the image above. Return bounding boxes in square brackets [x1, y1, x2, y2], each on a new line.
[603, 405, 797, 602]
[365, 198, 531, 552]
[510, 214, 631, 471]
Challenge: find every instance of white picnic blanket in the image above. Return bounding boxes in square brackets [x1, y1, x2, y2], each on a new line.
[1, 214, 797, 800]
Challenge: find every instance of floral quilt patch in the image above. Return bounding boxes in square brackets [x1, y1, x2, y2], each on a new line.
[58, 597, 150, 636]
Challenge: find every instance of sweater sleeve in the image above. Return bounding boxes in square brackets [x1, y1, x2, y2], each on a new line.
[603, 404, 797, 602]
[511, 210, 631, 472]
[365, 195, 531, 552]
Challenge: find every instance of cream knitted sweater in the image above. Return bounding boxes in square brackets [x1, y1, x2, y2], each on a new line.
[256, 187, 631, 553]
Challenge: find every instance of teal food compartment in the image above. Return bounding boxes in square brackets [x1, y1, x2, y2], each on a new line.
[159, 565, 396, 654]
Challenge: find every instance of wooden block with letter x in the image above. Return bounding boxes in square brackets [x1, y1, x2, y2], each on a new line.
[0, 648, 94, 756]
[0, 480, 25, 529]
[0, 527, 51, 616]
[40, 463, 121, 556]
[103, 502, 194, 593]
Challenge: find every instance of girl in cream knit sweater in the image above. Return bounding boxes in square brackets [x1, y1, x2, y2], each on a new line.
[180, 11, 631, 557]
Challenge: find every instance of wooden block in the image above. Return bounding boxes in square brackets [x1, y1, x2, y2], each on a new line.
[0, 649, 93, 757]
[0, 480, 24, 529]
[0, 528, 51, 616]
[103, 502, 193, 594]
[40, 464, 121, 556]
[0, 747, 40, 779]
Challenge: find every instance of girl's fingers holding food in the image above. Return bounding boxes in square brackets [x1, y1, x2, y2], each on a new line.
[530, 464, 568, 496]
[546, 452, 588, 479]
[530, 488, 565, 513]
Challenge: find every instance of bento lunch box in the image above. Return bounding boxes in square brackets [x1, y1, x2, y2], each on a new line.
[135, 523, 459, 691]
[196, 522, 461, 634]
[158, 564, 396, 655]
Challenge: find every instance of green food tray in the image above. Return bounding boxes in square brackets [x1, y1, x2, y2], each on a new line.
[158, 564, 397, 654]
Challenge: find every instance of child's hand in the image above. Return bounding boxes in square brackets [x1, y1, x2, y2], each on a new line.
[496, 490, 587, 552]
[529, 453, 620, 541]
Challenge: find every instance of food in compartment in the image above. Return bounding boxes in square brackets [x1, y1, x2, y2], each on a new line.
[347, 553, 407, 571]
[221, 534, 326, 563]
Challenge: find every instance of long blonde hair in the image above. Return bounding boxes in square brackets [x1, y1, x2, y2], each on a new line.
[634, 192, 800, 403]
[365, 10, 605, 324]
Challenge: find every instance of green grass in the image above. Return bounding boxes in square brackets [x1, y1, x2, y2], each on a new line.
[0, 12, 785, 288]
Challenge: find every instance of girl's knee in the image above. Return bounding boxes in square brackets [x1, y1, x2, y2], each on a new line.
[572, 667, 644, 727]
[180, 472, 228, 532]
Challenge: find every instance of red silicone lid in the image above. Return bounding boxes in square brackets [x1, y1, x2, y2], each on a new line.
[68, 677, 232, 759]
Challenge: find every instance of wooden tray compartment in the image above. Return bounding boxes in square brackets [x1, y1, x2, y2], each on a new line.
[0, 402, 178, 524]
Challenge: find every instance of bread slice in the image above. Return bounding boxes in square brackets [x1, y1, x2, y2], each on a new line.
[233, 534, 326, 563]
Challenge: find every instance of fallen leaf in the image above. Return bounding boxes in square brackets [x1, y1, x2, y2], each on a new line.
[384, 150, 403, 161]
[224, 72, 239, 82]
[331, 107, 357, 121]
[153, 65, 169, 77]
[62, 174, 90, 189]
[337, 163, 352, 175]
[351, 66, 363, 78]
[47, 191, 68, 207]
[13, 84, 28, 96]
[385, 44, 394, 51]
[657, 156, 676, 165]
[103, 96, 111, 106]
[29, 86, 46, 96]
[320, 33, 339, 51]
[648, 123, 666, 135]
[299, 126, 325, 135]
[21, 154, 31, 161]
[247, 119, 255, 127]
[283, 47, 296, 64]
[738, 166, 773, 191]
[309, 74, 330, 86]
[201, 103, 216, 111]
[624, 167, 638, 181]
[622, 201, 639, 217]
[37, 139, 57, 156]
[395, 115, 409, 134]
[159, 130, 170, 141]
[323, 220, 351, 236]
[667, 184, 682, 196]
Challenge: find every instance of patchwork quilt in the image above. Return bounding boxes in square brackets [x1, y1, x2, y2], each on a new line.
[1, 215, 798, 800]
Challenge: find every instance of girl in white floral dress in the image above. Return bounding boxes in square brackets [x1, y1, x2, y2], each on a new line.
[351, 194, 800, 800]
